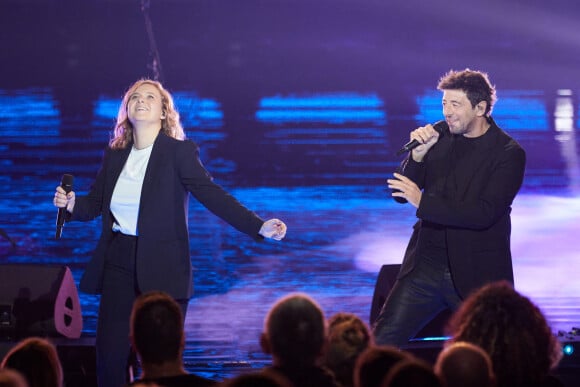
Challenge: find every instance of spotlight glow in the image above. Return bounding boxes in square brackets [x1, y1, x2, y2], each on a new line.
[563, 344, 574, 356]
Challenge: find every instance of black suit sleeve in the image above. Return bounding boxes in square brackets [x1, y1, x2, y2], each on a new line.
[177, 140, 264, 238]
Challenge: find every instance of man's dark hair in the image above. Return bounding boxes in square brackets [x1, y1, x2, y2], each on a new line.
[437, 69, 497, 117]
[130, 291, 184, 365]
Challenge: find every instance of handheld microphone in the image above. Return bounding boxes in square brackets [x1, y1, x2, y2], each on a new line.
[55, 174, 74, 239]
[396, 120, 448, 156]
[392, 121, 447, 203]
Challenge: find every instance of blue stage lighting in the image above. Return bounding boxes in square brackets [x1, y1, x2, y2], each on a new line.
[563, 343, 574, 356]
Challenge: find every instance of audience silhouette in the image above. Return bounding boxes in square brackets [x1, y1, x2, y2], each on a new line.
[0, 337, 63, 387]
[0, 286, 572, 386]
[434, 341, 495, 387]
[445, 280, 564, 387]
[219, 369, 292, 387]
[353, 345, 412, 387]
[129, 382, 162, 387]
[127, 291, 216, 387]
[0, 368, 28, 387]
[259, 292, 339, 387]
[381, 358, 441, 387]
[323, 312, 373, 387]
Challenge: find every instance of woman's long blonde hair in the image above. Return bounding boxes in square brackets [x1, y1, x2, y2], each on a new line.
[109, 79, 185, 149]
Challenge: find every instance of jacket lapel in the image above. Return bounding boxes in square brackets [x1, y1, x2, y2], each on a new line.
[106, 146, 132, 205]
[138, 133, 169, 213]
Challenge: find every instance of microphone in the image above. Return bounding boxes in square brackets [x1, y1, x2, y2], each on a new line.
[396, 120, 448, 156]
[55, 174, 74, 239]
[392, 120, 447, 203]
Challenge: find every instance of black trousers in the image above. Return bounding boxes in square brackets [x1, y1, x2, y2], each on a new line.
[95, 232, 189, 387]
[372, 254, 462, 347]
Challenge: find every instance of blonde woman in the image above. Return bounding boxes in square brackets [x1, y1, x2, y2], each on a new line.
[53, 79, 286, 387]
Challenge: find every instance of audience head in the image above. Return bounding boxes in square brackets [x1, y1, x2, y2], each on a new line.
[220, 370, 292, 387]
[353, 345, 412, 387]
[323, 312, 373, 387]
[260, 292, 326, 367]
[130, 291, 185, 367]
[381, 358, 441, 387]
[129, 382, 162, 387]
[0, 369, 28, 387]
[0, 337, 63, 387]
[446, 280, 562, 387]
[434, 341, 495, 387]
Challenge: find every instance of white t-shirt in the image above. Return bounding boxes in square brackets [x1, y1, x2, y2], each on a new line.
[110, 144, 154, 236]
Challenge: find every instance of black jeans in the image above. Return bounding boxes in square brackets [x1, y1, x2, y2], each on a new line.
[372, 255, 462, 347]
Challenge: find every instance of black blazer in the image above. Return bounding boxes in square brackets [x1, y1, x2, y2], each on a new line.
[70, 133, 264, 299]
[397, 119, 526, 298]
